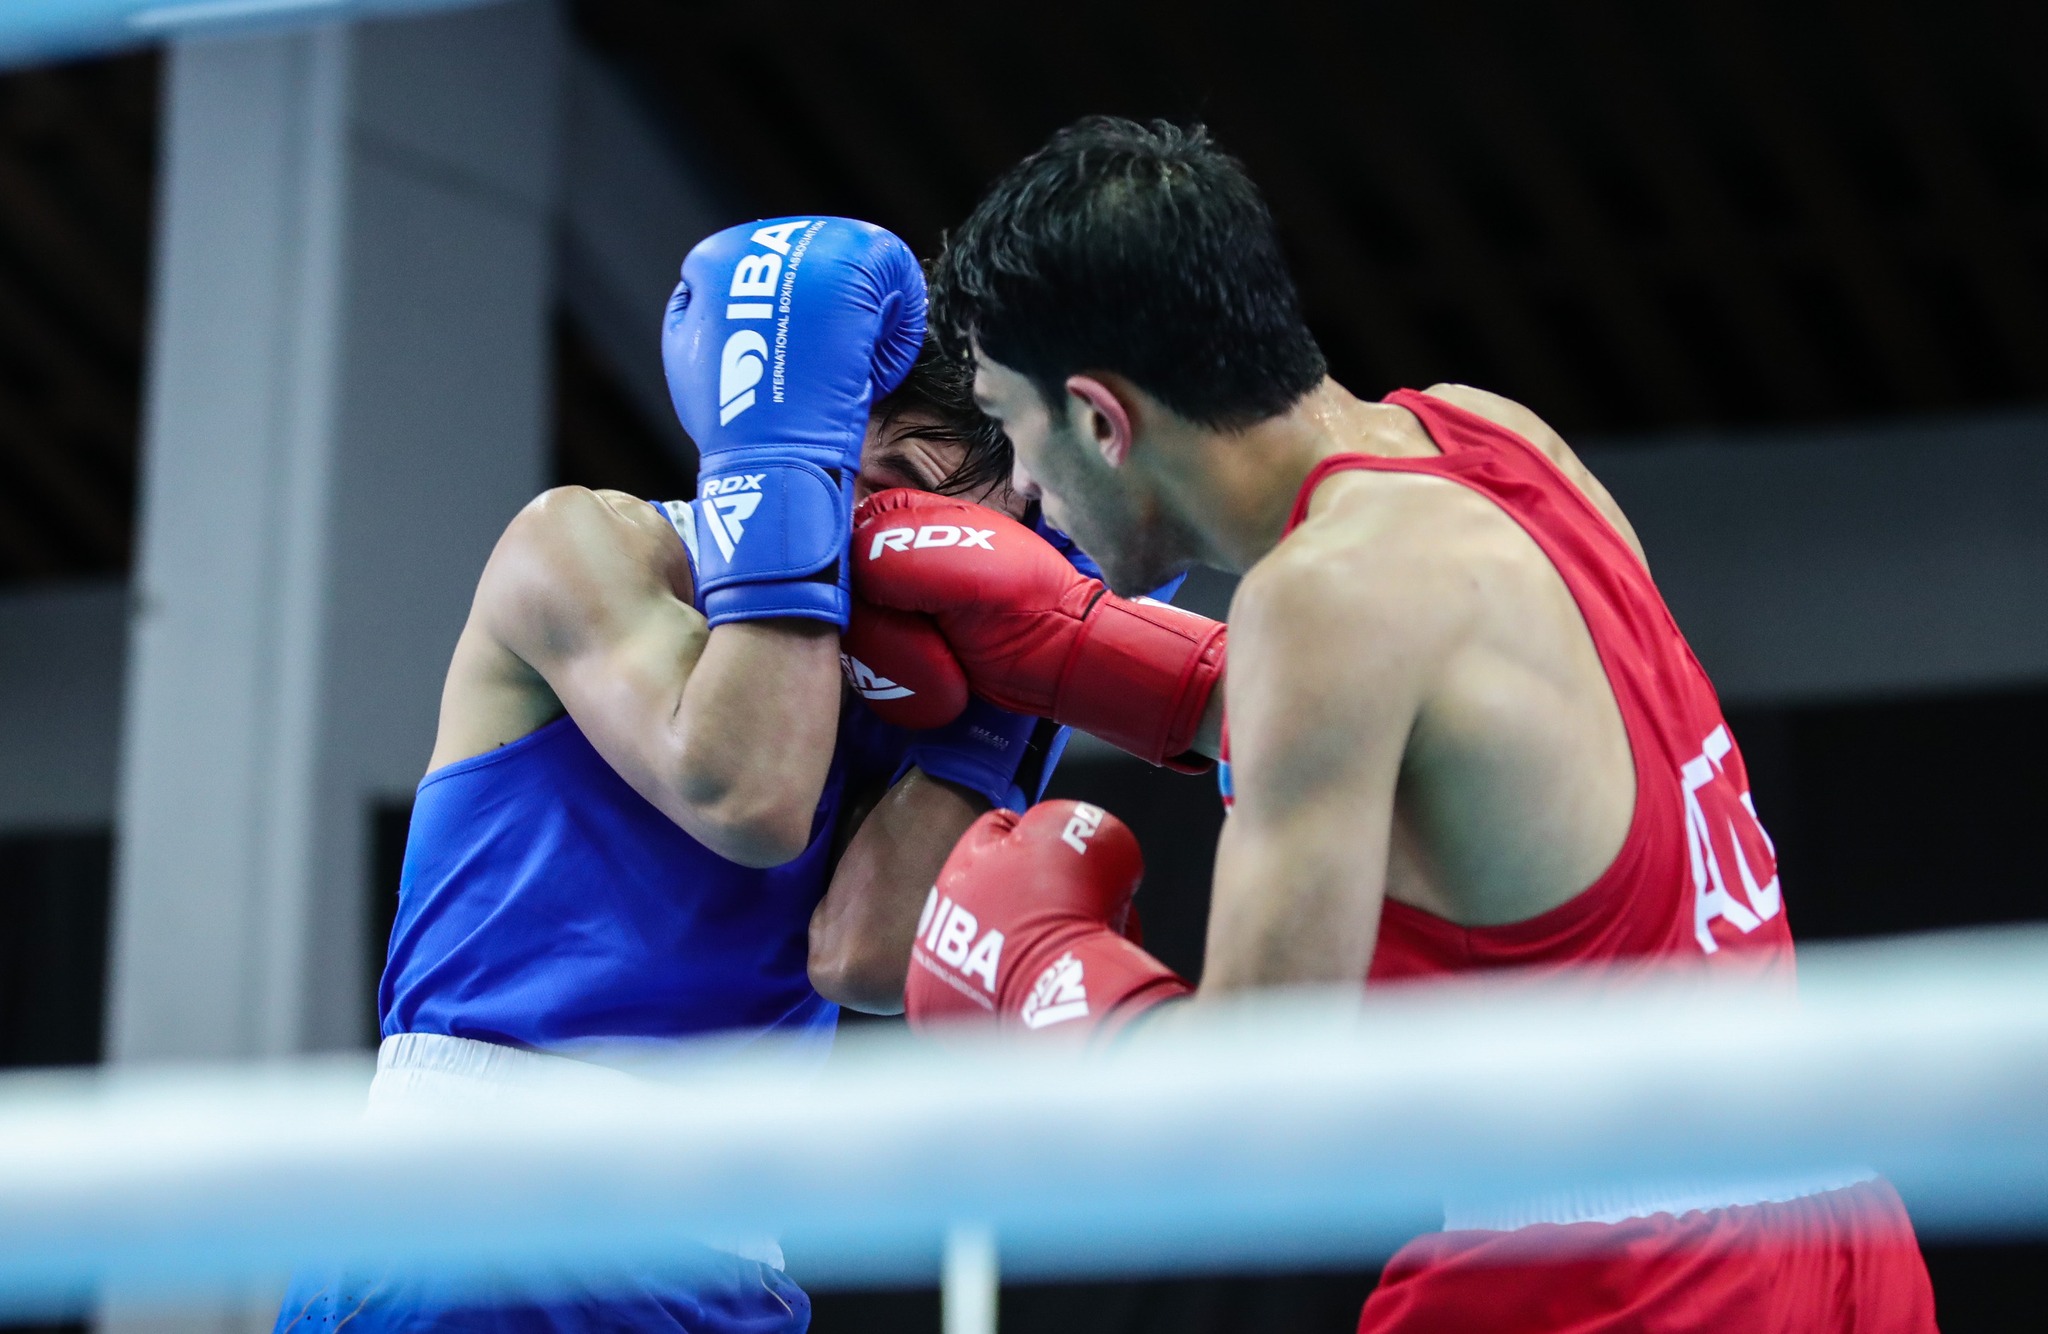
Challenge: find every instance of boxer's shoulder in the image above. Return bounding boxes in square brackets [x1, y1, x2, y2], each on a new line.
[506, 486, 684, 573]
[478, 486, 695, 648]
[1231, 483, 1479, 680]
[1416, 382, 1570, 458]
[1416, 382, 1649, 566]
[509, 485, 675, 551]
[1280, 458, 1506, 592]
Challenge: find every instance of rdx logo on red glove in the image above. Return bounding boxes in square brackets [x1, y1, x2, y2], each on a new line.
[1020, 952, 1090, 1029]
[840, 653, 914, 701]
[867, 525, 996, 559]
[1060, 803, 1106, 854]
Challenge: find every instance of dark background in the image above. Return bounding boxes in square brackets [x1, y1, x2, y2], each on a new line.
[3, 0, 2047, 1328]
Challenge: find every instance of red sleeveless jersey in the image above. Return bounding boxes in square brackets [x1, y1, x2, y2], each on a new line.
[1222, 390, 1933, 1332]
[1223, 387, 1794, 982]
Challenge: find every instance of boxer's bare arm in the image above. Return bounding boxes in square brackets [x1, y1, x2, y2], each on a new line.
[442, 486, 841, 868]
[809, 767, 990, 1013]
[1197, 509, 1466, 994]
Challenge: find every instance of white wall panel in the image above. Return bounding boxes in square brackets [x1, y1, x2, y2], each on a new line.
[109, 1, 561, 1078]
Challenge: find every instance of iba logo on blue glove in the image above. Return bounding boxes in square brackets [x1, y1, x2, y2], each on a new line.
[707, 217, 812, 426]
[663, 217, 926, 628]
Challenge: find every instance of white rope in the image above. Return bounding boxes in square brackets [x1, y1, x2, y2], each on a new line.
[3, 927, 2047, 1317]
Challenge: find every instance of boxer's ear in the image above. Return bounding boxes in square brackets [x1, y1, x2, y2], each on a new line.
[1065, 374, 1134, 469]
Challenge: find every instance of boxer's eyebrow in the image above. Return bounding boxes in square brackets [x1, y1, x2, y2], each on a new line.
[866, 447, 940, 490]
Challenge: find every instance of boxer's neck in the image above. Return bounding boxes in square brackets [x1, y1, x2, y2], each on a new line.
[1162, 378, 1413, 572]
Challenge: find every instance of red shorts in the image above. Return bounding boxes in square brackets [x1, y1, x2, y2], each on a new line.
[1358, 1179, 1935, 1334]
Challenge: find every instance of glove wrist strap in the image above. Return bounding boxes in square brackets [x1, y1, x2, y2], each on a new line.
[994, 928, 1191, 1037]
[689, 459, 853, 627]
[1055, 597, 1227, 768]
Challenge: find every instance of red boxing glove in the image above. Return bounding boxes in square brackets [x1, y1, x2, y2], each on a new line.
[851, 489, 1226, 770]
[838, 600, 967, 731]
[906, 800, 1190, 1037]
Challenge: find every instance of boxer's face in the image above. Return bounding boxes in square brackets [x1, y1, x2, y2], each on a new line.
[855, 409, 1025, 518]
[972, 353, 1184, 594]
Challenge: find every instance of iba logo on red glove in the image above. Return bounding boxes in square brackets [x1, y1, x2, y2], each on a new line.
[914, 886, 1005, 1002]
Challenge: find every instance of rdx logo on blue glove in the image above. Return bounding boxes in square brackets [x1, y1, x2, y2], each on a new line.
[698, 473, 767, 560]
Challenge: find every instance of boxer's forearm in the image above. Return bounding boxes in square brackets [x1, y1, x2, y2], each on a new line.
[666, 619, 844, 867]
[809, 768, 988, 1012]
[1198, 804, 1387, 994]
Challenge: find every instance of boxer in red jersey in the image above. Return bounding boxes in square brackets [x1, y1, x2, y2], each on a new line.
[847, 118, 1937, 1331]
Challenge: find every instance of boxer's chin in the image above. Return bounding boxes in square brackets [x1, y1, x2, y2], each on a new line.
[1093, 523, 1193, 599]
[1046, 473, 1193, 595]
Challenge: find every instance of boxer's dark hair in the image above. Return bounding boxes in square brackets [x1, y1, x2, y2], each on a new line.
[934, 117, 1326, 431]
[873, 338, 1012, 499]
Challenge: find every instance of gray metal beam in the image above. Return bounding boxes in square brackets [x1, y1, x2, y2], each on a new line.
[0, 581, 127, 831]
[1592, 410, 2048, 705]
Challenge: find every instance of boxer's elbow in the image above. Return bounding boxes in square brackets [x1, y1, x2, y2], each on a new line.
[671, 766, 815, 868]
[666, 730, 824, 867]
[695, 801, 813, 868]
[807, 930, 908, 1014]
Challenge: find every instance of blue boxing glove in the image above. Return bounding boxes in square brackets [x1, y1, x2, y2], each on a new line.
[897, 697, 1066, 814]
[663, 217, 925, 627]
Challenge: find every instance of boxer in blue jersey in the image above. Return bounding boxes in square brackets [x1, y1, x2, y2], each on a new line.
[274, 220, 1093, 1334]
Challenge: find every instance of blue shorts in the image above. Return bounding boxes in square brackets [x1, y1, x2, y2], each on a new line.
[272, 1250, 809, 1334]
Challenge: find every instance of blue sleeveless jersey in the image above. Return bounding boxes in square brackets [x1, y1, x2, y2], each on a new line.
[381, 705, 907, 1053]
[378, 507, 1162, 1056]
[300, 513, 1178, 1334]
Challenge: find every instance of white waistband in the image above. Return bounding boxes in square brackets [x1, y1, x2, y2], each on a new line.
[372, 1033, 785, 1270]
[371, 1032, 647, 1103]
[1442, 1168, 1879, 1232]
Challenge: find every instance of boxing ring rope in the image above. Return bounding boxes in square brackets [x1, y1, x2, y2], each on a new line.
[4, 927, 2047, 1321]
[0, 1, 504, 70]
